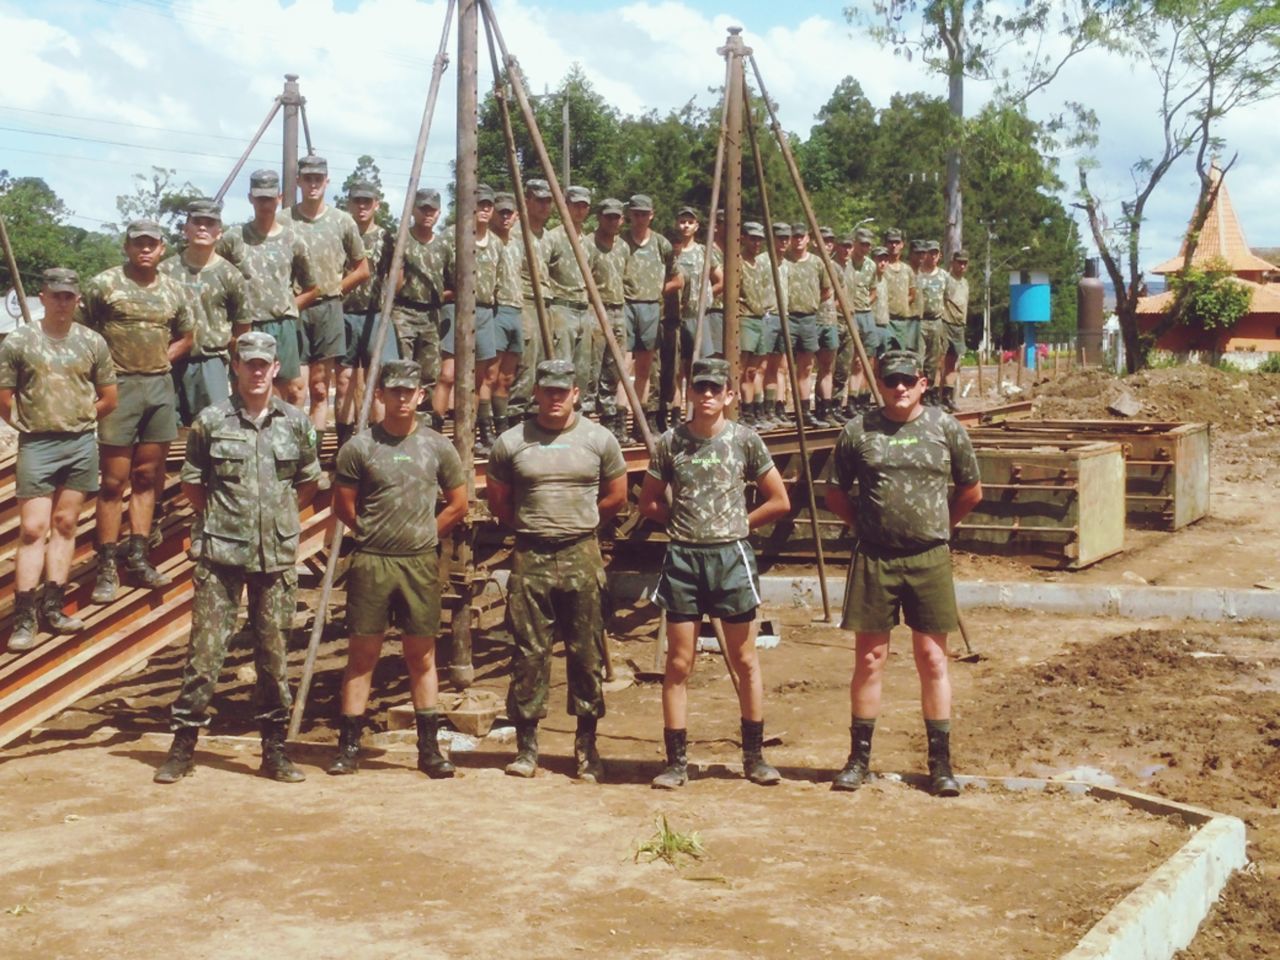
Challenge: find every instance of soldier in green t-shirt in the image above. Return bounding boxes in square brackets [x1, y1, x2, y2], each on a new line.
[825, 349, 983, 797]
[394, 187, 450, 426]
[543, 185, 595, 401]
[940, 250, 971, 413]
[839, 227, 882, 417]
[487, 359, 627, 783]
[490, 192, 526, 435]
[0, 268, 118, 652]
[916, 240, 949, 406]
[638, 358, 791, 790]
[736, 221, 774, 429]
[329, 359, 469, 778]
[621, 194, 682, 434]
[881, 229, 918, 353]
[785, 223, 833, 427]
[506, 179, 554, 425]
[587, 198, 630, 442]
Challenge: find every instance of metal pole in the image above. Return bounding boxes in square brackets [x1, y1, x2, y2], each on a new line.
[0, 214, 33, 326]
[481, 16, 554, 357]
[299, 100, 315, 156]
[742, 91, 831, 623]
[213, 98, 282, 204]
[480, 0, 654, 453]
[721, 28, 746, 416]
[746, 54, 878, 410]
[281, 74, 302, 208]
[288, 2, 457, 739]
[689, 54, 734, 374]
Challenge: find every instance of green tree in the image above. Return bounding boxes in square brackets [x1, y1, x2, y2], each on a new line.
[1, 172, 121, 291]
[112, 166, 201, 244]
[335, 155, 398, 231]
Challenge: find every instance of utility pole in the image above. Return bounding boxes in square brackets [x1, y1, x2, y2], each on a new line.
[562, 97, 571, 187]
[281, 74, 303, 208]
[720, 27, 748, 410]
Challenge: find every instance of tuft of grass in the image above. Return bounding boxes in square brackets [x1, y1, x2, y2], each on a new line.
[633, 815, 706, 867]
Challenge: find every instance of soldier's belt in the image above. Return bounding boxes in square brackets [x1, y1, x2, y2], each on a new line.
[514, 530, 595, 551]
[625, 298, 661, 305]
[889, 314, 912, 322]
[551, 299, 588, 310]
[394, 298, 437, 311]
[922, 313, 943, 321]
[476, 302, 496, 309]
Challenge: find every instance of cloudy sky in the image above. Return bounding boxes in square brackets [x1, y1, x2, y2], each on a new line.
[3, 0, 1278, 274]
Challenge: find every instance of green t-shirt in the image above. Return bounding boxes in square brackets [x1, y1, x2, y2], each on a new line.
[344, 223, 389, 315]
[443, 231, 502, 307]
[543, 224, 587, 301]
[335, 423, 466, 555]
[76, 265, 193, 375]
[785, 254, 830, 316]
[674, 242, 721, 320]
[281, 204, 365, 299]
[622, 230, 676, 302]
[495, 233, 524, 308]
[160, 252, 247, 357]
[588, 233, 628, 307]
[845, 256, 876, 313]
[219, 222, 315, 323]
[487, 415, 626, 540]
[738, 254, 777, 317]
[647, 421, 775, 544]
[517, 225, 547, 302]
[399, 231, 448, 307]
[882, 261, 915, 318]
[0, 323, 116, 434]
[944, 274, 970, 326]
[832, 407, 981, 551]
[917, 268, 947, 319]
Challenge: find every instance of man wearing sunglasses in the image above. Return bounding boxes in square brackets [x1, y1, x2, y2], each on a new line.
[825, 349, 982, 797]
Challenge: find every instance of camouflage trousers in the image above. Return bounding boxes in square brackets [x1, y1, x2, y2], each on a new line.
[921, 318, 944, 385]
[169, 560, 296, 730]
[392, 305, 440, 395]
[505, 535, 607, 722]
[833, 321, 854, 397]
[509, 300, 568, 421]
[552, 303, 594, 409]
[595, 305, 626, 418]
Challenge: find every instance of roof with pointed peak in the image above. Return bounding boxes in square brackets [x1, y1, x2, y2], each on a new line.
[1152, 163, 1277, 275]
[1136, 277, 1280, 316]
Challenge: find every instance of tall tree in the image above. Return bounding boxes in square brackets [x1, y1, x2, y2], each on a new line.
[112, 166, 201, 244]
[1, 172, 120, 290]
[335, 155, 397, 231]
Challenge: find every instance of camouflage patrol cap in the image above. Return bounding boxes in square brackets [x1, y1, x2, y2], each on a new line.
[879, 349, 923, 379]
[953, 249, 970, 261]
[884, 228, 903, 242]
[494, 192, 517, 213]
[838, 233, 856, 247]
[566, 185, 592, 205]
[476, 183, 496, 205]
[925, 239, 942, 253]
[853, 226, 875, 244]
[691, 357, 730, 387]
[628, 194, 654, 212]
[598, 198, 625, 216]
[236, 330, 277, 362]
[676, 205, 699, 220]
[742, 221, 766, 238]
[378, 359, 422, 389]
[125, 219, 164, 241]
[772, 223, 791, 238]
[819, 226, 835, 240]
[791, 222, 809, 236]
[535, 358, 575, 389]
[298, 155, 328, 175]
[347, 179, 380, 200]
[42, 267, 79, 292]
[415, 187, 441, 209]
[871, 246, 889, 258]
[249, 169, 280, 197]
[909, 239, 927, 253]
[525, 178, 552, 199]
[186, 198, 222, 223]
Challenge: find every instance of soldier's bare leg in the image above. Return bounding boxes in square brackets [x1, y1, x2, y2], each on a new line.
[127, 442, 166, 539]
[719, 619, 764, 722]
[850, 631, 891, 718]
[659, 619, 699, 729]
[96, 445, 132, 547]
[45, 488, 85, 586]
[308, 358, 334, 432]
[434, 355, 455, 420]
[911, 630, 952, 719]
[14, 496, 53, 593]
[402, 634, 441, 710]
[816, 347, 835, 404]
[339, 634, 385, 715]
[282, 375, 306, 407]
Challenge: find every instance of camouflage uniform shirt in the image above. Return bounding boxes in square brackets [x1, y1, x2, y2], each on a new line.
[543, 224, 587, 302]
[160, 253, 247, 357]
[786, 254, 830, 315]
[181, 395, 321, 572]
[845, 256, 877, 313]
[0, 324, 116, 434]
[219, 222, 315, 322]
[399, 231, 449, 307]
[882, 261, 915, 318]
[944, 274, 970, 326]
[281, 204, 365, 299]
[77, 265, 193, 375]
[588, 234, 628, 306]
[739, 254, 777, 317]
[488, 415, 626, 541]
[344, 223, 390, 315]
[674, 242, 721, 319]
[648, 421, 775, 544]
[873, 274, 891, 327]
[917, 268, 947, 319]
[443, 231, 503, 306]
[622, 231, 675, 302]
[517, 225, 548, 303]
[495, 233, 524, 308]
[832, 407, 980, 551]
[335, 423, 466, 555]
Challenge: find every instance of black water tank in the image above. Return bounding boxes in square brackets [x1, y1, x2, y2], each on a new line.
[1077, 257, 1105, 365]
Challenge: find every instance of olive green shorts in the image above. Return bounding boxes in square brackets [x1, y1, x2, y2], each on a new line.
[841, 542, 959, 634]
[346, 551, 442, 637]
[16, 430, 99, 498]
[98, 373, 178, 447]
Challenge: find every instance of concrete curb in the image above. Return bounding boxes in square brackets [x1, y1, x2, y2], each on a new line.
[604, 572, 1280, 622]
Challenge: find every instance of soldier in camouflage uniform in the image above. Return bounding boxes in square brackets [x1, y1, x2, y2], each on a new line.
[218, 169, 317, 394]
[393, 187, 450, 425]
[78, 219, 194, 602]
[916, 240, 949, 406]
[490, 192, 526, 435]
[486, 359, 627, 782]
[507, 178, 554, 424]
[161, 199, 246, 426]
[0, 268, 118, 652]
[672, 205, 724, 373]
[785, 223, 832, 427]
[587, 198, 630, 442]
[281, 155, 369, 436]
[840, 227, 881, 416]
[154, 330, 321, 784]
[825, 349, 983, 797]
[939, 250, 970, 413]
[336, 179, 399, 446]
[543, 185, 594, 402]
[736, 221, 776, 430]
[329, 359, 468, 778]
[881, 229, 918, 354]
[759, 223, 790, 427]
[621, 195, 682, 435]
[638, 358, 791, 789]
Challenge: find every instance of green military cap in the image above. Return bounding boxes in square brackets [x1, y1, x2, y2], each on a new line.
[819, 226, 835, 240]
[378, 359, 422, 389]
[415, 187, 441, 209]
[879, 349, 923, 379]
[953, 249, 970, 261]
[884, 228, 903, 242]
[691, 357, 730, 386]
[125, 219, 164, 240]
[566, 185, 592, 204]
[772, 222, 791, 238]
[676, 205, 699, 220]
[926, 239, 941, 253]
[347, 179, 379, 200]
[838, 233, 856, 246]
[476, 183, 496, 205]
[854, 226, 875, 244]
[598, 197, 625, 216]
[298, 154, 328, 175]
[791, 222, 809, 235]
[628, 194, 654, 212]
[535, 358, 575, 389]
[525, 178, 552, 199]
[742, 221, 765, 238]
[236, 330, 277, 362]
[871, 245, 889, 258]
[494, 192, 517, 212]
[249, 169, 280, 197]
[909, 238, 927, 253]
[41, 267, 79, 292]
[186, 198, 222, 222]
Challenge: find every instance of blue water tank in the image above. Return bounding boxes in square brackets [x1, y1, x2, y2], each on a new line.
[1009, 270, 1051, 324]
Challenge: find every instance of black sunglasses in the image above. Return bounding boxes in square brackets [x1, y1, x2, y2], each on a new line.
[883, 374, 920, 389]
[692, 381, 725, 395]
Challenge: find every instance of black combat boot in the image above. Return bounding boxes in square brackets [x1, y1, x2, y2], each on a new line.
[942, 386, 960, 413]
[123, 534, 170, 589]
[607, 412, 629, 445]
[504, 720, 538, 778]
[574, 715, 604, 783]
[474, 416, 495, 458]
[753, 401, 775, 432]
[774, 400, 789, 426]
[832, 720, 875, 792]
[327, 714, 364, 775]
[415, 709, 456, 778]
[926, 721, 961, 797]
[741, 718, 781, 785]
[259, 722, 306, 782]
[40, 582, 85, 634]
[154, 727, 199, 784]
[91, 542, 119, 604]
[651, 728, 688, 790]
[7, 589, 38, 653]
[803, 401, 826, 429]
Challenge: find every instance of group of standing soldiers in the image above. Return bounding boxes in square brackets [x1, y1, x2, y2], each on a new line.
[1, 157, 982, 796]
